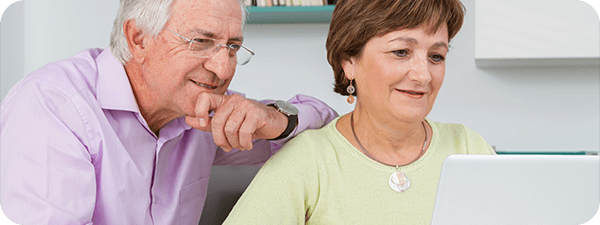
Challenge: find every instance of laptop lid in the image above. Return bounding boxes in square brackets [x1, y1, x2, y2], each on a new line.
[431, 154, 599, 225]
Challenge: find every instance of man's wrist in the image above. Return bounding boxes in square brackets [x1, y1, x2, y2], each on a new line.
[267, 101, 299, 141]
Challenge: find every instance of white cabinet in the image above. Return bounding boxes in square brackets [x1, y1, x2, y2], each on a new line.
[475, 0, 599, 67]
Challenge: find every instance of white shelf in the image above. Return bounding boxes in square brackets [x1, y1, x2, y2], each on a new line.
[474, 0, 599, 68]
[475, 58, 599, 68]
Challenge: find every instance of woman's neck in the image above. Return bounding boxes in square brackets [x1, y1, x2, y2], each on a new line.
[337, 109, 431, 166]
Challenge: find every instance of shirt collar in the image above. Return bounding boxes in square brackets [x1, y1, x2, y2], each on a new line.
[96, 47, 140, 112]
[95, 48, 195, 136]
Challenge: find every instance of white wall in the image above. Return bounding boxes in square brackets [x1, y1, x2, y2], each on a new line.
[23, 0, 119, 75]
[1, 0, 598, 153]
[1, 0, 119, 100]
[0, 0, 23, 101]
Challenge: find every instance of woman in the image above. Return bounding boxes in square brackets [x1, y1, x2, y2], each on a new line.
[224, 0, 495, 224]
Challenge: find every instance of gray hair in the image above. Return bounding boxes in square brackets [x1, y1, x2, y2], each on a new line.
[109, 0, 247, 64]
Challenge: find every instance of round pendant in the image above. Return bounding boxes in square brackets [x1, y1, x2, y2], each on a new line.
[346, 95, 355, 104]
[389, 171, 410, 192]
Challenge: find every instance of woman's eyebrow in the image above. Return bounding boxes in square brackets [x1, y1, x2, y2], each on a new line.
[390, 37, 449, 51]
[432, 42, 449, 51]
[389, 37, 418, 44]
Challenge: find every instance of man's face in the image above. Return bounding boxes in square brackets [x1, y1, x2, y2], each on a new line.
[140, 0, 243, 117]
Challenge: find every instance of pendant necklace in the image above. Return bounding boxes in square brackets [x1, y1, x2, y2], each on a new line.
[350, 113, 428, 193]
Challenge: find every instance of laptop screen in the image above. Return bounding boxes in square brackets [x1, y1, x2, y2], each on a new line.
[431, 154, 599, 225]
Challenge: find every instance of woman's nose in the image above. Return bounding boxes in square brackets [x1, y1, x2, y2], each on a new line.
[407, 54, 432, 85]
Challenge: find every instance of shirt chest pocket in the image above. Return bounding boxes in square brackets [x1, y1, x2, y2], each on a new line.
[179, 177, 210, 225]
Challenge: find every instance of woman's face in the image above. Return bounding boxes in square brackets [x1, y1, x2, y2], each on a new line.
[342, 24, 449, 124]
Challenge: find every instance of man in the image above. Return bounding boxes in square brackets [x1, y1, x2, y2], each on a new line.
[0, 0, 337, 224]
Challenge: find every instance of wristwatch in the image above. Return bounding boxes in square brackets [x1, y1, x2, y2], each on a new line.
[267, 100, 299, 141]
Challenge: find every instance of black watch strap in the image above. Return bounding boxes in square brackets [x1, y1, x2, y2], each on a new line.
[267, 103, 299, 141]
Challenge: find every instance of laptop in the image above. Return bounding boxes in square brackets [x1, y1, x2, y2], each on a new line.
[431, 154, 599, 225]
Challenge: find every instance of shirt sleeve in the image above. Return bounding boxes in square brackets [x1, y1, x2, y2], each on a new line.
[212, 91, 339, 166]
[1, 81, 96, 225]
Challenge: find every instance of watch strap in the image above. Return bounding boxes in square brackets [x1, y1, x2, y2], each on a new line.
[267, 103, 299, 141]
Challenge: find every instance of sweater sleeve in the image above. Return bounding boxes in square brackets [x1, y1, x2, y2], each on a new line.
[222, 132, 322, 224]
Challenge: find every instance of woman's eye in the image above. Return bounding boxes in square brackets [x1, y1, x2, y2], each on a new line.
[430, 54, 445, 62]
[392, 49, 409, 57]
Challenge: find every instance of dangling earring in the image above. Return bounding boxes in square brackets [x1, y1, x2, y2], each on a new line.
[346, 79, 355, 104]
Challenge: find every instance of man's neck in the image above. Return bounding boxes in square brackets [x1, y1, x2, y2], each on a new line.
[124, 63, 179, 136]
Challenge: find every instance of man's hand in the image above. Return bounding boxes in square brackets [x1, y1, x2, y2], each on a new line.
[185, 93, 288, 152]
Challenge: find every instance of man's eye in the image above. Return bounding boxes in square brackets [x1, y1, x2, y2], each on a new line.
[229, 44, 241, 52]
[189, 38, 214, 51]
[193, 38, 212, 44]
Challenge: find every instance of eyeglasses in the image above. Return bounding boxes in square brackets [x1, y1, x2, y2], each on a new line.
[163, 27, 255, 65]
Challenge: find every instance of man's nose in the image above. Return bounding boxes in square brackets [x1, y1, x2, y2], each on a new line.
[204, 46, 235, 81]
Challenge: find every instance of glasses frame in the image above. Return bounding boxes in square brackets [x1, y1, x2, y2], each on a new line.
[163, 27, 255, 65]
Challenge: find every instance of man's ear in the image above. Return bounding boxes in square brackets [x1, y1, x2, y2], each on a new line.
[123, 20, 146, 64]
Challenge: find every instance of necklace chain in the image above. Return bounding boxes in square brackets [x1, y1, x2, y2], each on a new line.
[350, 113, 428, 167]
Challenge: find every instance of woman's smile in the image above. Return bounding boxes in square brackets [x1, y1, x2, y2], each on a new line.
[396, 89, 426, 99]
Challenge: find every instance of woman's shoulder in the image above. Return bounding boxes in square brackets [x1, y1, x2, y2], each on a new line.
[270, 118, 344, 165]
[286, 118, 341, 148]
[428, 119, 495, 154]
[429, 120, 479, 137]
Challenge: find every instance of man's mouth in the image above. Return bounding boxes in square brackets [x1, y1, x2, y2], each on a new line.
[191, 80, 217, 89]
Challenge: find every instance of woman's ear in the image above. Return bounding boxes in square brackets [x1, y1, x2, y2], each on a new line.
[123, 20, 146, 64]
[341, 57, 356, 80]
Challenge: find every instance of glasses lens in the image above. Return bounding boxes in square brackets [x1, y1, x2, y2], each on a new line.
[188, 37, 215, 55]
[236, 46, 254, 65]
[187, 36, 253, 65]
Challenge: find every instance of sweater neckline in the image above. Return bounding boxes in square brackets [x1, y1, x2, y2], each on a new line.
[328, 116, 438, 173]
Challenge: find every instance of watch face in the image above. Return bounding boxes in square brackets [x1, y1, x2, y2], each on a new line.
[275, 100, 299, 116]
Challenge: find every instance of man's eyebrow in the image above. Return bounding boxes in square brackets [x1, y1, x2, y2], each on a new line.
[190, 28, 244, 42]
[229, 36, 244, 43]
[191, 28, 215, 38]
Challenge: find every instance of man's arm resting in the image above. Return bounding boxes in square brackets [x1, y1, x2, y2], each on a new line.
[211, 93, 338, 166]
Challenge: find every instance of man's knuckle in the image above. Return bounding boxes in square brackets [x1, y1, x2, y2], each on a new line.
[224, 125, 237, 135]
[214, 138, 226, 146]
[239, 128, 252, 137]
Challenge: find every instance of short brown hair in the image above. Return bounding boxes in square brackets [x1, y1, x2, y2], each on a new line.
[326, 0, 466, 96]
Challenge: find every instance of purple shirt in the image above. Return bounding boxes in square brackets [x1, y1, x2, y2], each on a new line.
[0, 48, 338, 225]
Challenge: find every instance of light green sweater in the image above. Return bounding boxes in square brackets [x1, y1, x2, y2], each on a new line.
[224, 117, 496, 224]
